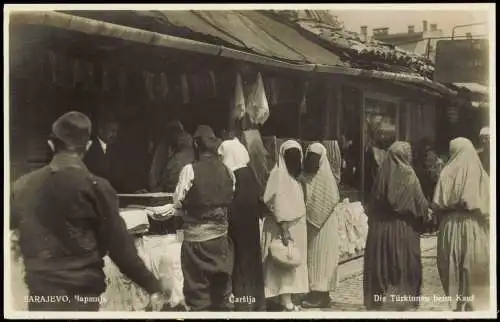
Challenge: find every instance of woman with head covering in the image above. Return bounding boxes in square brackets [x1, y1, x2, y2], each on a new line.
[432, 138, 490, 312]
[261, 140, 309, 311]
[363, 141, 430, 311]
[300, 143, 341, 308]
[477, 127, 490, 175]
[218, 136, 266, 311]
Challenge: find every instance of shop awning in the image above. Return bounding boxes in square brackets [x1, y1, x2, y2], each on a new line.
[236, 11, 342, 66]
[8, 11, 455, 97]
[178, 11, 307, 63]
[8, 10, 315, 71]
[453, 82, 489, 96]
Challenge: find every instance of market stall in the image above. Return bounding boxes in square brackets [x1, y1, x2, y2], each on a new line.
[9, 193, 185, 312]
[101, 193, 184, 311]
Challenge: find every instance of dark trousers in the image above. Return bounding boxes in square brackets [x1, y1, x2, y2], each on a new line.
[27, 281, 100, 311]
[181, 235, 234, 311]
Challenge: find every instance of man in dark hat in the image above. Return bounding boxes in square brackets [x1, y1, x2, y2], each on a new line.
[172, 125, 235, 311]
[83, 115, 119, 186]
[10, 111, 166, 311]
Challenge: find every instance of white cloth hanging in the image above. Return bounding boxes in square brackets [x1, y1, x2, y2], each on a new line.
[246, 72, 270, 125]
[233, 72, 246, 120]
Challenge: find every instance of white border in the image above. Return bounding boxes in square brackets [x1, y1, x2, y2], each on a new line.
[4, 3, 497, 319]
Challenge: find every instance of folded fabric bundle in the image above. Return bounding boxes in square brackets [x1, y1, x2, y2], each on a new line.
[119, 208, 150, 234]
[127, 204, 175, 216]
[118, 193, 173, 207]
[334, 201, 368, 259]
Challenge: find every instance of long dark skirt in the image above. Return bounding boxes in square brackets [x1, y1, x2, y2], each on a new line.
[363, 216, 422, 311]
[228, 207, 266, 311]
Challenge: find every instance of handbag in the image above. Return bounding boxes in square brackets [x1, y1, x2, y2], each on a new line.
[269, 238, 301, 269]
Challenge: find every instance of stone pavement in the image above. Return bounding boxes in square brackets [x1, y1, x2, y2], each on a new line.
[303, 236, 452, 312]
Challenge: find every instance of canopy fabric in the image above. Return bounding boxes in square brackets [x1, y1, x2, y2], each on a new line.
[190, 11, 307, 63]
[9, 11, 455, 97]
[453, 82, 489, 96]
[238, 11, 342, 66]
[156, 11, 246, 49]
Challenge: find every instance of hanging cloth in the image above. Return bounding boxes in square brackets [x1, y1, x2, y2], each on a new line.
[299, 81, 309, 115]
[160, 73, 169, 100]
[246, 72, 269, 125]
[241, 129, 271, 197]
[118, 69, 127, 94]
[102, 64, 110, 92]
[85, 61, 95, 91]
[47, 50, 57, 84]
[233, 72, 246, 120]
[322, 140, 342, 184]
[208, 70, 217, 98]
[180, 74, 190, 104]
[143, 71, 155, 101]
[72, 58, 84, 88]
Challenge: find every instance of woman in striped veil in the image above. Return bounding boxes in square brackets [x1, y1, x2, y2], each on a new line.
[300, 142, 341, 308]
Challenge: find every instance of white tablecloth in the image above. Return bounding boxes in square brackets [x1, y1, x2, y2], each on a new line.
[100, 234, 184, 311]
[10, 235, 184, 312]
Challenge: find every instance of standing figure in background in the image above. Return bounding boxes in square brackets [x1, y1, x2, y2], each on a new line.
[149, 120, 185, 192]
[10, 112, 165, 311]
[261, 140, 309, 312]
[477, 127, 490, 175]
[159, 132, 195, 193]
[173, 125, 235, 311]
[218, 134, 266, 311]
[301, 143, 341, 309]
[413, 138, 444, 201]
[432, 138, 490, 312]
[363, 142, 429, 311]
[83, 116, 119, 186]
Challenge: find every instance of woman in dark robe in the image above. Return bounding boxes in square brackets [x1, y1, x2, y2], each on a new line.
[218, 137, 266, 311]
[363, 141, 430, 311]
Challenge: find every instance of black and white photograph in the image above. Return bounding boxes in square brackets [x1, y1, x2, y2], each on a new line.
[4, 3, 495, 319]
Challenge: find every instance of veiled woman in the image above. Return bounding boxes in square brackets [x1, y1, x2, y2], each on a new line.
[363, 141, 429, 311]
[432, 138, 490, 312]
[261, 140, 309, 311]
[218, 136, 266, 311]
[300, 143, 341, 309]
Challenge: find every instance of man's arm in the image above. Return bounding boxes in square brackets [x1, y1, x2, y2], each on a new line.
[92, 178, 161, 295]
[173, 164, 195, 209]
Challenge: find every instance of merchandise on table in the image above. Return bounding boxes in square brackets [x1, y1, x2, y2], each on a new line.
[334, 200, 368, 261]
[101, 235, 184, 311]
[117, 192, 174, 208]
[119, 208, 150, 234]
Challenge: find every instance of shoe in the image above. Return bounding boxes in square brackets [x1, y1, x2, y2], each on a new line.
[302, 292, 331, 309]
[283, 304, 301, 312]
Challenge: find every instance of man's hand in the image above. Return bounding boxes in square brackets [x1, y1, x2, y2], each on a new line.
[149, 292, 165, 311]
[280, 226, 292, 247]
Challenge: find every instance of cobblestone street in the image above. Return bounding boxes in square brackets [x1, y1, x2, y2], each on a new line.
[305, 236, 452, 312]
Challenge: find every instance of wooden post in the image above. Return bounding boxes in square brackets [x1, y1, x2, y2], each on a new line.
[336, 84, 343, 141]
[360, 89, 366, 202]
